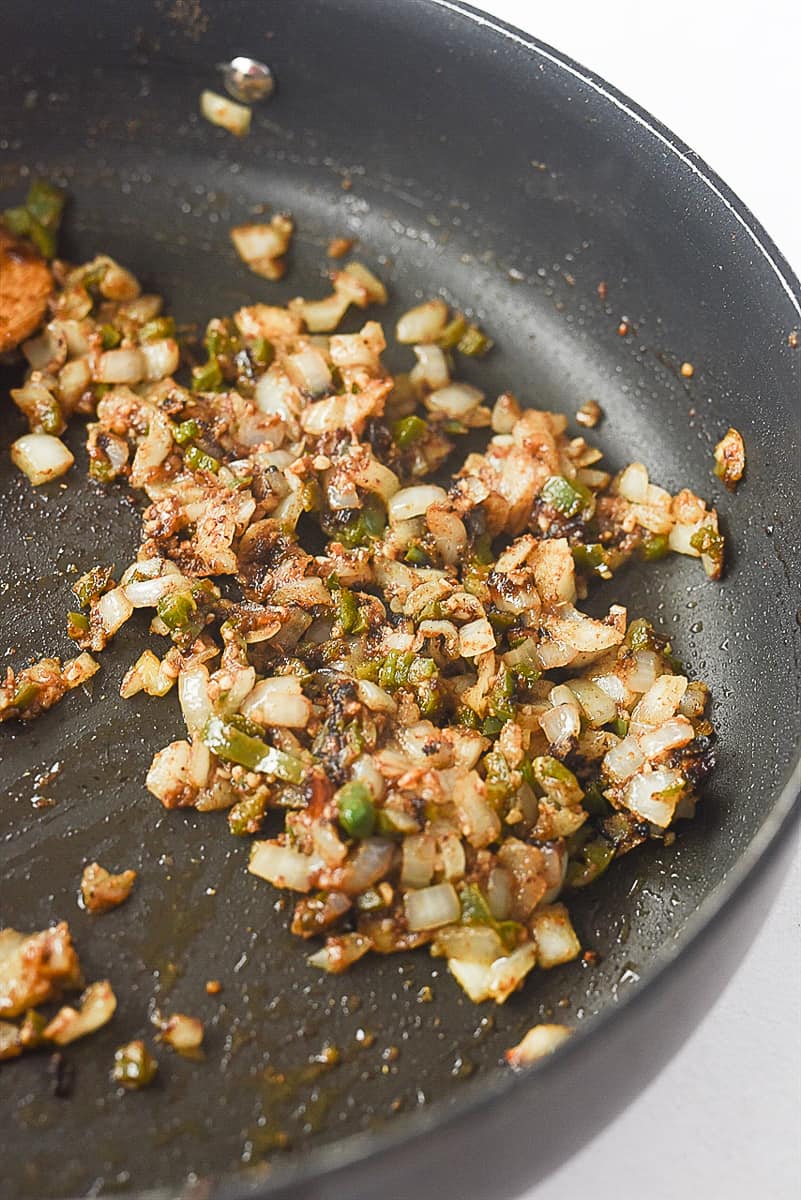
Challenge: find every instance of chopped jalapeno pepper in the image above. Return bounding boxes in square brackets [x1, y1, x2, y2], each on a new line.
[541, 475, 594, 519]
[336, 780, 376, 839]
[184, 445, 220, 474]
[392, 414, 427, 448]
[202, 716, 305, 783]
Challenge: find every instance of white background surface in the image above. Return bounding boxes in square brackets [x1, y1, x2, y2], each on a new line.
[469, 3, 801, 1198]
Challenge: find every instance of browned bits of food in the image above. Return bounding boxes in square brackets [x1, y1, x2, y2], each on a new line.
[79, 862, 137, 913]
[575, 399, 602, 429]
[231, 214, 294, 281]
[617, 317, 630, 336]
[5, 224, 725, 1009]
[42, 980, 117, 1046]
[205, 979, 222, 995]
[713, 426, 746, 491]
[787, 330, 798, 349]
[113, 1039, 159, 1089]
[597, 280, 608, 301]
[0, 225, 52, 352]
[327, 236, 355, 259]
[200, 90, 251, 137]
[0, 923, 83, 1019]
[156, 1012, 204, 1056]
[680, 361, 695, 378]
[504, 1023, 572, 1068]
[0, 652, 99, 723]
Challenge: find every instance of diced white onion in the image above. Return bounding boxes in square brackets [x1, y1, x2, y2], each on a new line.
[539, 702, 580, 747]
[249, 842, 320, 892]
[388, 484, 447, 523]
[631, 674, 688, 728]
[426, 382, 484, 418]
[96, 347, 146, 384]
[96, 586, 134, 635]
[240, 676, 312, 729]
[458, 617, 496, 659]
[123, 575, 176, 608]
[531, 904, 581, 968]
[404, 882, 460, 931]
[200, 89, 251, 137]
[401, 833, 437, 888]
[178, 667, 214, 729]
[355, 679, 397, 714]
[410, 344, 450, 391]
[603, 734, 646, 781]
[11, 433, 74, 486]
[566, 678, 618, 727]
[618, 461, 649, 503]
[622, 768, 684, 827]
[395, 298, 448, 344]
[639, 716, 695, 759]
[285, 347, 332, 397]
[505, 1024, 573, 1068]
[140, 338, 180, 381]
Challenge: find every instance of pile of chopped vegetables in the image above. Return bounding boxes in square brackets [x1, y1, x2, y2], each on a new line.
[2, 195, 728, 1012]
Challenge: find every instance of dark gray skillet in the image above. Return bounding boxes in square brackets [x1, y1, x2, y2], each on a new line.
[1, 2, 799, 1198]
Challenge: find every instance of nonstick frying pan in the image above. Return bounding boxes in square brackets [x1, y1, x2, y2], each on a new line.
[1, 3, 799, 1198]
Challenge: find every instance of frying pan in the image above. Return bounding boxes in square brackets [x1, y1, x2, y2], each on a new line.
[1, 2, 799, 1198]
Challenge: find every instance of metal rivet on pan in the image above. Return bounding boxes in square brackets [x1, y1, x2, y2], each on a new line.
[219, 56, 275, 104]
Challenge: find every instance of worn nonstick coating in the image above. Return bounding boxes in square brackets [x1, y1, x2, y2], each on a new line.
[1, 2, 799, 1198]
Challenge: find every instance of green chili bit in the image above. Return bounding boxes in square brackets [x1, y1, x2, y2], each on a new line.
[184, 445, 220, 474]
[335, 780, 376, 839]
[172, 418, 200, 445]
[572, 542, 612, 578]
[191, 357, 224, 392]
[338, 588, 367, 635]
[112, 1040, 158, 1090]
[436, 313, 467, 349]
[249, 336, 274, 367]
[156, 590, 197, 632]
[73, 564, 115, 608]
[456, 323, 493, 358]
[404, 543, 429, 566]
[3, 179, 66, 259]
[100, 323, 122, 350]
[66, 611, 90, 640]
[201, 716, 305, 783]
[12, 680, 40, 710]
[567, 835, 615, 888]
[459, 883, 520, 951]
[228, 791, 269, 836]
[139, 316, 176, 343]
[392, 414, 427, 448]
[640, 532, 670, 561]
[541, 475, 595, 519]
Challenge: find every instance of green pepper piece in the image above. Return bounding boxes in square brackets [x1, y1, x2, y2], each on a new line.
[541, 475, 594, 518]
[228, 791, 268, 836]
[392, 414, 427, 448]
[250, 336, 274, 367]
[66, 611, 90, 640]
[572, 542, 611, 578]
[112, 1040, 158, 1089]
[12, 680, 40, 710]
[173, 418, 200, 445]
[191, 357, 223, 392]
[184, 445, 220, 474]
[156, 590, 197, 632]
[336, 780, 376, 839]
[640, 532, 670, 561]
[2, 206, 32, 239]
[610, 716, 629, 738]
[404, 544, 428, 566]
[139, 316, 175, 343]
[73, 564, 114, 608]
[456, 323, 493, 357]
[436, 313, 467, 349]
[202, 715, 305, 783]
[100, 324, 122, 350]
[25, 179, 65, 231]
[481, 715, 504, 737]
[338, 588, 366, 635]
[567, 837, 615, 888]
[459, 883, 494, 926]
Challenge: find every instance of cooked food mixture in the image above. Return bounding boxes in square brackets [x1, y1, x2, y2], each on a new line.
[1, 186, 728, 1047]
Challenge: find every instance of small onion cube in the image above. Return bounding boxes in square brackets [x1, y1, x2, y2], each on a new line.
[531, 904, 581, 969]
[505, 1024, 573, 1069]
[11, 433, 74, 486]
[404, 882, 460, 931]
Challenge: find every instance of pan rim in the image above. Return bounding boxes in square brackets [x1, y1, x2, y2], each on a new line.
[48, 2, 800, 1197]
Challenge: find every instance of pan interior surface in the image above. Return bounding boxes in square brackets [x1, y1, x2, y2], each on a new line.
[0, 3, 799, 1198]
